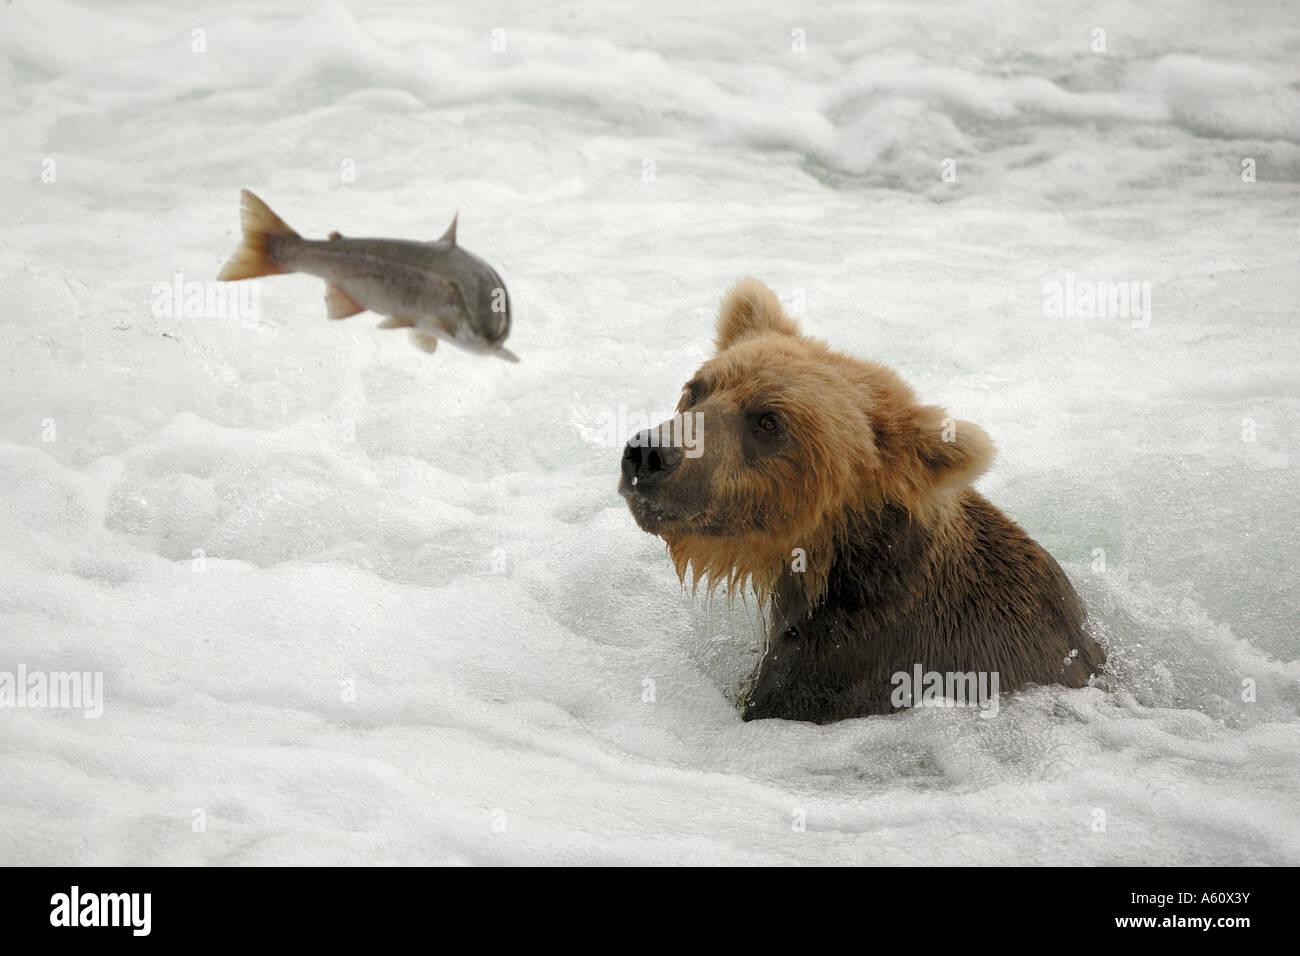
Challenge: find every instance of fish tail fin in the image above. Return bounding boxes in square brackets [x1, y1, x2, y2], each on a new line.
[217, 189, 299, 281]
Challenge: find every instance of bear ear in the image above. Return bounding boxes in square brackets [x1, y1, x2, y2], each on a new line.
[715, 277, 801, 352]
[913, 408, 995, 491]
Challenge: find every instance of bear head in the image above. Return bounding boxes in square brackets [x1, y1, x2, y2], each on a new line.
[619, 277, 995, 604]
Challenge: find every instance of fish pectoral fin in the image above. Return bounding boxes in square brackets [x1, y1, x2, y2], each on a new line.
[408, 329, 439, 354]
[325, 283, 366, 320]
[494, 346, 521, 363]
[377, 315, 415, 329]
[431, 318, 458, 337]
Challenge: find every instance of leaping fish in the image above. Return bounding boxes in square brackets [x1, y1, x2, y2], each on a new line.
[217, 189, 517, 361]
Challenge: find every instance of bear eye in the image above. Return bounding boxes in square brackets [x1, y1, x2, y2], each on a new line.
[755, 411, 780, 434]
[682, 381, 702, 408]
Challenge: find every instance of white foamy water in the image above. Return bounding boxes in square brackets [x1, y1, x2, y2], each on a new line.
[1, 0, 1298, 865]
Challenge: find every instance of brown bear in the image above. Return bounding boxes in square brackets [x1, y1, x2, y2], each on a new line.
[619, 278, 1105, 723]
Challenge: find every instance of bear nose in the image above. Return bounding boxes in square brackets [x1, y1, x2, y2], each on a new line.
[622, 431, 683, 488]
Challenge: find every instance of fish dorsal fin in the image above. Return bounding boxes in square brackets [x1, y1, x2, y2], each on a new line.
[328, 231, 343, 241]
[436, 213, 458, 246]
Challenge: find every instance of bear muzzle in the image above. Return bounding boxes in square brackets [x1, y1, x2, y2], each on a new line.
[621, 430, 684, 489]
[620, 429, 692, 532]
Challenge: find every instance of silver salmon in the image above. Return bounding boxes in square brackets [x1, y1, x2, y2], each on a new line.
[217, 189, 517, 361]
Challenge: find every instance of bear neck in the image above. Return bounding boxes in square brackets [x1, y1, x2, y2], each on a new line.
[771, 497, 946, 634]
